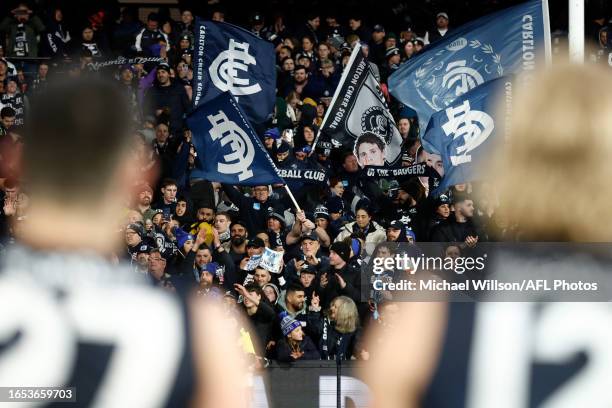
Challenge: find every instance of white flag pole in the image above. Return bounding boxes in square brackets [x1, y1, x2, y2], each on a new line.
[568, 0, 584, 64]
[283, 184, 302, 213]
[542, 0, 552, 65]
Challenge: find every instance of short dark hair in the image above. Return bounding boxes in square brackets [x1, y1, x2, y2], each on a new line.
[161, 178, 178, 189]
[216, 211, 232, 222]
[306, 12, 320, 22]
[453, 191, 472, 205]
[244, 283, 263, 296]
[355, 132, 385, 152]
[0, 107, 15, 118]
[196, 244, 212, 253]
[23, 77, 131, 206]
[342, 150, 356, 163]
[286, 283, 305, 296]
[294, 65, 307, 73]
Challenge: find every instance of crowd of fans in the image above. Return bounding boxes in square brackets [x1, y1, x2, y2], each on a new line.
[0, 1, 610, 362]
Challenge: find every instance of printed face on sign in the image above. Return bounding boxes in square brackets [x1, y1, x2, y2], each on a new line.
[345, 75, 403, 165]
[354, 133, 386, 168]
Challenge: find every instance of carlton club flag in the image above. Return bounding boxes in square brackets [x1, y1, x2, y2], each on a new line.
[186, 92, 284, 186]
[389, 0, 550, 133]
[316, 44, 404, 166]
[423, 77, 513, 194]
[193, 19, 276, 125]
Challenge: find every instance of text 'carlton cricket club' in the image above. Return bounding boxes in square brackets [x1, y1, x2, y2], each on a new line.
[209, 39, 262, 96]
[442, 100, 494, 165]
[207, 111, 255, 181]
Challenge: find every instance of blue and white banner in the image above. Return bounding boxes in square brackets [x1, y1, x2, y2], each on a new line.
[193, 19, 276, 125]
[389, 0, 549, 130]
[423, 77, 513, 194]
[187, 92, 284, 186]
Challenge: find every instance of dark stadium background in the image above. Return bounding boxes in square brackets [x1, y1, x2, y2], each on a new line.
[1, 0, 608, 37]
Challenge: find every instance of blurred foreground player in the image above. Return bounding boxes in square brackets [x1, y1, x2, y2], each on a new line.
[363, 64, 612, 407]
[0, 79, 248, 407]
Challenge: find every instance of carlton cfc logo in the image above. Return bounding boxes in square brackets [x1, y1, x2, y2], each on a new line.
[207, 110, 255, 181]
[414, 37, 503, 111]
[442, 99, 494, 166]
[209, 39, 262, 96]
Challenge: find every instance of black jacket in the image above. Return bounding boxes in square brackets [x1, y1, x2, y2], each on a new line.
[276, 336, 321, 362]
[222, 185, 285, 236]
[144, 81, 190, 134]
[430, 214, 481, 243]
[311, 317, 361, 360]
[318, 262, 361, 309]
[247, 301, 277, 356]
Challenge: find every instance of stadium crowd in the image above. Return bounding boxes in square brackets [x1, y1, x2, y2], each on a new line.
[0, 1, 610, 362]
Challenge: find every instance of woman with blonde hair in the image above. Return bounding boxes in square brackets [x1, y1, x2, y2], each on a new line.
[313, 295, 363, 360]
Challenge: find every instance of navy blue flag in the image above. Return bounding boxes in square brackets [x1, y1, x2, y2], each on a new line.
[187, 92, 284, 186]
[389, 0, 549, 132]
[423, 77, 513, 194]
[193, 19, 276, 125]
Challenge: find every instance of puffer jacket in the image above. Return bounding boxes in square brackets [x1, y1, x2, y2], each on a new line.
[334, 221, 386, 247]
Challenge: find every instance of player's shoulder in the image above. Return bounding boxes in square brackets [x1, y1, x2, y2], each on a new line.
[0, 246, 196, 408]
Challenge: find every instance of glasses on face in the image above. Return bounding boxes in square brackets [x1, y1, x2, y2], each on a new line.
[253, 188, 268, 193]
[125, 231, 138, 236]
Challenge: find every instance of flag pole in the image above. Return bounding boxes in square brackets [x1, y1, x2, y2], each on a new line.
[310, 44, 363, 155]
[283, 184, 302, 213]
[568, 0, 584, 64]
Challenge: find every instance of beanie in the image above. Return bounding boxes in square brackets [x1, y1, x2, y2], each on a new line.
[126, 223, 144, 238]
[326, 196, 344, 214]
[264, 127, 280, 140]
[279, 311, 302, 337]
[313, 205, 330, 220]
[267, 211, 286, 227]
[406, 228, 416, 241]
[277, 141, 291, 154]
[330, 241, 351, 263]
[173, 227, 194, 249]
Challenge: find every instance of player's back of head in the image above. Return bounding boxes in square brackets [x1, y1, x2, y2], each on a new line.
[23, 77, 131, 207]
[487, 63, 612, 241]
